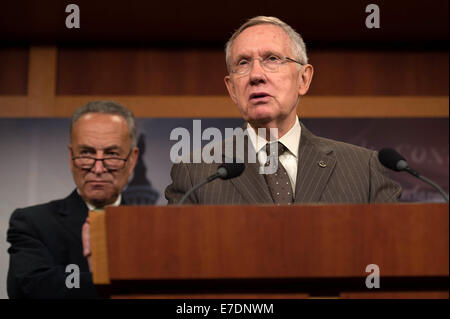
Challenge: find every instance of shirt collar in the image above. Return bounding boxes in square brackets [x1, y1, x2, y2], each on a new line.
[77, 189, 122, 211]
[247, 116, 301, 158]
[247, 123, 268, 153]
[279, 116, 301, 158]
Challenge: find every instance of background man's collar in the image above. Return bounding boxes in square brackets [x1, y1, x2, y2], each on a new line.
[77, 189, 121, 211]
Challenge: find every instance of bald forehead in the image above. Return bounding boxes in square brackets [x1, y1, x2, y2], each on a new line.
[239, 24, 288, 40]
[71, 113, 131, 144]
[230, 24, 294, 60]
[74, 113, 128, 129]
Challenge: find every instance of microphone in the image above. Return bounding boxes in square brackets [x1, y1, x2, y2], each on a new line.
[178, 163, 245, 205]
[378, 148, 448, 202]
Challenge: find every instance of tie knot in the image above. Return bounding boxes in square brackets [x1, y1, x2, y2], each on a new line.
[265, 142, 286, 157]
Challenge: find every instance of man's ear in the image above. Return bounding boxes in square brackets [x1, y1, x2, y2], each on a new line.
[224, 75, 238, 104]
[298, 64, 314, 96]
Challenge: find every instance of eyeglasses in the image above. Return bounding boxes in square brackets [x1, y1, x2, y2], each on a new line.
[231, 56, 303, 76]
[72, 150, 132, 171]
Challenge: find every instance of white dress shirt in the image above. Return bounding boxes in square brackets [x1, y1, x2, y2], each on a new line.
[77, 189, 122, 211]
[247, 117, 301, 195]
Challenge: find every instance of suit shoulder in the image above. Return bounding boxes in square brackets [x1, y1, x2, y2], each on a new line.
[313, 135, 375, 158]
[10, 197, 65, 223]
[8, 197, 68, 244]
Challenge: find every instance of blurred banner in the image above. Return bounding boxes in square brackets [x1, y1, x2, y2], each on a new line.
[1, 118, 448, 207]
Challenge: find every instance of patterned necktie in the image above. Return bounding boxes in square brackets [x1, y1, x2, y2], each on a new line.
[264, 142, 293, 205]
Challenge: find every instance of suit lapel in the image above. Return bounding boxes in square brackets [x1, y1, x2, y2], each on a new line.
[223, 132, 273, 204]
[120, 194, 129, 205]
[56, 190, 89, 243]
[56, 190, 129, 242]
[294, 123, 337, 203]
[230, 161, 273, 204]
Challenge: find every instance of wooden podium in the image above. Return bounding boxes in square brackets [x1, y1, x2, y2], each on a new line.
[89, 203, 448, 299]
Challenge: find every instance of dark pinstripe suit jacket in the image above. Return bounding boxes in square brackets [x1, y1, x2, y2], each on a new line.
[165, 122, 401, 204]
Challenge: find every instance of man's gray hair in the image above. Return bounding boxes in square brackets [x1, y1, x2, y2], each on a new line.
[70, 101, 137, 148]
[225, 16, 309, 73]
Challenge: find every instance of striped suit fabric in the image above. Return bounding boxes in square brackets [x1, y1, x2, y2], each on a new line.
[165, 122, 402, 205]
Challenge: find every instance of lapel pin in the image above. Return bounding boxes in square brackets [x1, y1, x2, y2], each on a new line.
[318, 160, 327, 168]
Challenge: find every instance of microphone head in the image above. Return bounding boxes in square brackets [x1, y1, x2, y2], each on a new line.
[216, 167, 227, 178]
[218, 163, 245, 180]
[378, 148, 408, 172]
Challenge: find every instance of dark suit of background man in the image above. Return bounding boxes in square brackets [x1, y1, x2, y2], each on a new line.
[165, 16, 401, 204]
[7, 101, 139, 298]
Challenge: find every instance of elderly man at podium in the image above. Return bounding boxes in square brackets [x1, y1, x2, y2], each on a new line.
[165, 16, 401, 205]
[7, 101, 139, 299]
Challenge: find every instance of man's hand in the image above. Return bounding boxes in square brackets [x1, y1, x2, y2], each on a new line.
[82, 217, 92, 272]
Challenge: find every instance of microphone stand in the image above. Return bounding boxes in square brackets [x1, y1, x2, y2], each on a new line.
[404, 167, 449, 202]
[177, 172, 222, 205]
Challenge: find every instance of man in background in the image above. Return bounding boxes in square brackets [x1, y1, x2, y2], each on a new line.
[165, 16, 401, 204]
[7, 101, 139, 298]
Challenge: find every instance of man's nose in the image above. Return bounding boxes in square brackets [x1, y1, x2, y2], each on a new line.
[249, 59, 266, 84]
[92, 159, 107, 174]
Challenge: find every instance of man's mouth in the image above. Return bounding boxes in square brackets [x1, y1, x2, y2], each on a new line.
[86, 180, 111, 185]
[249, 92, 271, 102]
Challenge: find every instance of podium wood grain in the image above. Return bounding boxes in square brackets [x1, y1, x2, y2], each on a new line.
[90, 204, 448, 298]
[104, 204, 448, 279]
